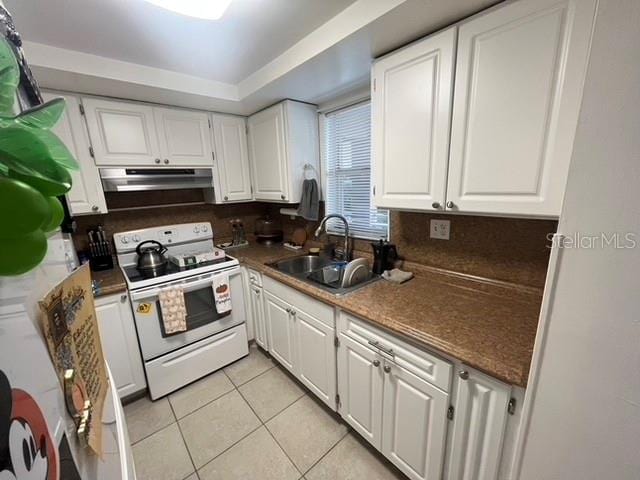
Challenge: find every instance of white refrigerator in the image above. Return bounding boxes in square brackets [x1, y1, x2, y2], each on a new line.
[0, 232, 135, 480]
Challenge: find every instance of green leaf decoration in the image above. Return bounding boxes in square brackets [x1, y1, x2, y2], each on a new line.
[0, 230, 48, 276]
[0, 40, 81, 275]
[0, 39, 20, 115]
[0, 176, 52, 238]
[0, 124, 77, 193]
[16, 98, 65, 129]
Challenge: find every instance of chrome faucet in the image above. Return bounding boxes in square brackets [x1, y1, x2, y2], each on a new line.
[314, 214, 351, 261]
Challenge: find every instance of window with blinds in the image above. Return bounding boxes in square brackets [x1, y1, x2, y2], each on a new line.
[323, 101, 389, 240]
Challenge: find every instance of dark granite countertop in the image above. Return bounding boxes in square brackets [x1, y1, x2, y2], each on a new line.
[91, 266, 127, 298]
[233, 243, 542, 387]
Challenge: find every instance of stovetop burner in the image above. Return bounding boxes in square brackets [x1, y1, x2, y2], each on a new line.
[123, 257, 232, 284]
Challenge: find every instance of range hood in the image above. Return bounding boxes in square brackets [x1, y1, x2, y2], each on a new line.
[100, 168, 214, 192]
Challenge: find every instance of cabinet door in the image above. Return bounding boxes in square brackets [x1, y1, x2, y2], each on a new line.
[250, 286, 268, 350]
[154, 107, 213, 166]
[248, 103, 289, 201]
[212, 114, 252, 202]
[446, 368, 511, 480]
[94, 293, 146, 398]
[82, 98, 161, 166]
[43, 92, 107, 215]
[337, 333, 383, 449]
[264, 291, 295, 372]
[372, 27, 456, 211]
[447, 0, 597, 216]
[382, 361, 449, 480]
[294, 309, 336, 410]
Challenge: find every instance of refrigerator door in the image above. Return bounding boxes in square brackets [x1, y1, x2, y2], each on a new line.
[0, 233, 134, 480]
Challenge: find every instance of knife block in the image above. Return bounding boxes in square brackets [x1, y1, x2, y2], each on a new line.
[89, 241, 114, 271]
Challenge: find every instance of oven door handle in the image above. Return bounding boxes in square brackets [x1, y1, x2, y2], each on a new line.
[130, 266, 240, 301]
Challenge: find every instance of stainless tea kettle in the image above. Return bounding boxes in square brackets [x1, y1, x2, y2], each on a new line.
[136, 240, 168, 278]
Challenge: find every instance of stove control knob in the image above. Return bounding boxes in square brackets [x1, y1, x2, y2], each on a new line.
[133, 235, 141, 242]
[121, 236, 129, 244]
[201, 225, 208, 233]
[193, 226, 200, 233]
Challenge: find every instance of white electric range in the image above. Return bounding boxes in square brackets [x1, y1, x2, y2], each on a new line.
[114, 222, 248, 400]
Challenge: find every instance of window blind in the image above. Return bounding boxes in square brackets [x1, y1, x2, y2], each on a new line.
[324, 101, 389, 240]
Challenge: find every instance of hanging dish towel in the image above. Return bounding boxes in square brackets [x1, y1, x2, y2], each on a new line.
[297, 178, 320, 221]
[158, 287, 187, 335]
[213, 275, 232, 314]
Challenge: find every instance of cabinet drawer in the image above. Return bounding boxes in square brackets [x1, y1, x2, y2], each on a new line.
[338, 311, 451, 392]
[263, 276, 334, 328]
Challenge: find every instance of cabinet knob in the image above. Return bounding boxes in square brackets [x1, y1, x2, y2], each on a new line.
[155, 158, 161, 164]
[164, 159, 170, 164]
[120, 294, 127, 303]
[446, 201, 455, 209]
[431, 202, 440, 209]
[383, 365, 391, 373]
[280, 194, 286, 200]
[372, 359, 380, 367]
[91, 205, 99, 212]
[224, 196, 229, 201]
[458, 370, 469, 380]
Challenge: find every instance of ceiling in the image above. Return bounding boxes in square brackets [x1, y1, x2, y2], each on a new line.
[5, 0, 357, 84]
[4, 0, 501, 114]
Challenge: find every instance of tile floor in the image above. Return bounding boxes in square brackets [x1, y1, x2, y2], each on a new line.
[125, 343, 407, 480]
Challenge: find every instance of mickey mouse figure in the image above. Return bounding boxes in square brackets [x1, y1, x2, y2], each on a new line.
[0, 371, 57, 480]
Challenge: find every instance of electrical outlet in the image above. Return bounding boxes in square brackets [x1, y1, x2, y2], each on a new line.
[430, 219, 450, 240]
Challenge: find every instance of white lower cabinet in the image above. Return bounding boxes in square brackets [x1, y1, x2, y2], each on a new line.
[337, 312, 451, 480]
[382, 360, 449, 480]
[249, 283, 268, 350]
[94, 292, 146, 399]
[337, 332, 383, 447]
[295, 308, 336, 407]
[243, 267, 268, 348]
[264, 291, 296, 372]
[263, 276, 337, 410]
[445, 367, 512, 480]
[255, 277, 521, 480]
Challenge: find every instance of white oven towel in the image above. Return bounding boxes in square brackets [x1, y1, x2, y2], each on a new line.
[213, 275, 232, 314]
[158, 287, 187, 334]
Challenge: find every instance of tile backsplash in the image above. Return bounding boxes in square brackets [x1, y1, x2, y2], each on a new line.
[73, 192, 556, 289]
[387, 211, 556, 288]
[277, 205, 557, 289]
[72, 198, 271, 252]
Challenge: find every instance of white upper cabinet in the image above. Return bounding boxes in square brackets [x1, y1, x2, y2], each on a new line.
[44, 92, 107, 215]
[154, 107, 212, 166]
[248, 100, 319, 203]
[372, 27, 456, 211]
[211, 114, 252, 202]
[82, 98, 161, 166]
[83, 97, 215, 167]
[248, 102, 288, 201]
[446, 0, 597, 216]
[445, 367, 511, 480]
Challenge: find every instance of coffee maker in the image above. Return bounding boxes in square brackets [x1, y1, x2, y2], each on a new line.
[371, 239, 399, 274]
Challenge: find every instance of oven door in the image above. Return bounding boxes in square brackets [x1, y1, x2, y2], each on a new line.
[130, 266, 246, 361]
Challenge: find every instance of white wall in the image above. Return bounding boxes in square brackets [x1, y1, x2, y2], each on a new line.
[517, 1, 640, 479]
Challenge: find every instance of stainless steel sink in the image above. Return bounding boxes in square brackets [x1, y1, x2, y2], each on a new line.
[268, 255, 380, 295]
[271, 255, 337, 275]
